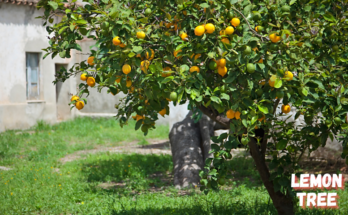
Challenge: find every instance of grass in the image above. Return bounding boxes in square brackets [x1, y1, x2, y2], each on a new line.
[0, 117, 347, 214]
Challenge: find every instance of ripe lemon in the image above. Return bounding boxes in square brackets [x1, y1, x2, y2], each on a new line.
[75, 101, 85, 110]
[226, 109, 235, 119]
[281, 104, 291, 114]
[136, 115, 144, 121]
[87, 56, 95, 66]
[258, 115, 266, 122]
[119, 43, 126, 48]
[269, 33, 281, 43]
[145, 49, 155, 60]
[220, 30, 226, 36]
[112, 36, 121, 46]
[159, 108, 166, 117]
[217, 58, 226, 67]
[87, 77, 95, 87]
[71, 95, 79, 102]
[225, 26, 234, 35]
[221, 38, 230, 44]
[194, 25, 205, 36]
[283, 71, 293, 81]
[235, 111, 241, 120]
[122, 64, 132, 74]
[205, 23, 215, 33]
[190, 66, 200, 73]
[162, 67, 171, 77]
[180, 32, 188, 41]
[174, 49, 182, 58]
[231, 18, 240, 27]
[258, 59, 264, 63]
[136, 31, 146, 39]
[259, 79, 266, 85]
[115, 76, 122, 83]
[126, 79, 132, 88]
[141, 60, 150, 73]
[218, 67, 227, 77]
[80, 73, 88, 81]
[268, 75, 276, 87]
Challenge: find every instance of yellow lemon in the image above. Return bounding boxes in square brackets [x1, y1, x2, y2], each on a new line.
[159, 108, 167, 117]
[235, 111, 241, 120]
[231, 18, 240, 27]
[80, 73, 87, 81]
[269, 33, 281, 43]
[205, 23, 215, 34]
[189, 66, 200, 73]
[87, 56, 95, 66]
[221, 38, 230, 44]
[281, 105, 291, 114]
[194, 25, 205, 36]
[217, 59, 226, 67]
[122, 64, 132, 75]
[226, 109, 235, 119]
[112, 36, 121, 46]
[283, 71, 293, 81]
[87, 77, 95, 87]
[218, 67, 227, 77]
[71, 95, 79, 102]
[136, 31, 146, 39]
[75, 101, 85, 110]
[126, 79, 132, 88]
[180, 32, 188, 41]
[225, 26, 235, 35]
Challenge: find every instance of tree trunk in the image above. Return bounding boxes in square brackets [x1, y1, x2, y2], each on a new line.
[198, 114, 215, 161]
[169, 111, 204, 188]
[248, 138, 294, 215]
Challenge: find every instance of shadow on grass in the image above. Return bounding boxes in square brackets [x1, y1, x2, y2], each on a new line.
[80, 154, 173, 193]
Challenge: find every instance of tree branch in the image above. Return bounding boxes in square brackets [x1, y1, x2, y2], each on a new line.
[196, 104, 230, 129]
[231, 7, 269, 42]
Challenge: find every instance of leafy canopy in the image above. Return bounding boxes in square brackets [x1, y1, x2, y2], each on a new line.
[38, 0, 348, 195]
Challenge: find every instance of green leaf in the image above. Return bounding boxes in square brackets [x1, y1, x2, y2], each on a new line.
[323, 12, 336, 22]
[258, 105, 269, 114]
[48, 1, 58, 10]
[301, 88, 308, 96]
[211, 96, 221, 104]
[58, 26, 68, 35]
[175, 44, 187, 52]
[132, 46, 143, 53]
[135, 120, 142, 131]
[276, 140, 288, 150]
[75, 19, 88, 25]
[200, 3, 210, 8]
[162, 76, 174, 83]
[289, 0, 297, 5]
[220, 93, 230, 100]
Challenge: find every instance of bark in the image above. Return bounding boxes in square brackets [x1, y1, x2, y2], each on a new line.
[169, 111, 204, 188]
[248, 138, 294, 215]
[196, 105, 295, 215]
[198, 114, 215, 161]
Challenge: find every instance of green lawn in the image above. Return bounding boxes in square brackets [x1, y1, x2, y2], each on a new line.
[0, 117, 347, 214]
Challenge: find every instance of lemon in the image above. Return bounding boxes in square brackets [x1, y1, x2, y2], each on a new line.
[75, 101, 85, 110]
[87, 56, 95, 66]
[112, 36, 121, 46]
[71, 95, 79, 102]
[225, 26, 234, 35]
[180, 32, 188, 41]
[80, 73, 88, 81]
[281, 104, 291, 114]
[189, 66, 200, 73]
[231, 18, 240, 27]
[246, 63, 255, 73]
[205, 23, 215, 33]
[226, 109, 235, 119]
[170, 92, 178, 101]
[122, 64, 132, 74]
[194, 25, 205, 36]
[136, 31, 146, 39]
[86, 77, 95, 87]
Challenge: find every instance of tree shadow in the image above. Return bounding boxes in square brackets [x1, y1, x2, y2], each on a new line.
[80, 154, 174, 194]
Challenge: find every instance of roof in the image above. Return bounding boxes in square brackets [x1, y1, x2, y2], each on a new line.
[0, 0, 39, 6]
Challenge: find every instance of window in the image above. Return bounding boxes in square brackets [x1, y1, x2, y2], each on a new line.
[26, 53, 40, 100]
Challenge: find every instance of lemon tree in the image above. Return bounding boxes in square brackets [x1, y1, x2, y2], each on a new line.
[38, 0, 348, 214]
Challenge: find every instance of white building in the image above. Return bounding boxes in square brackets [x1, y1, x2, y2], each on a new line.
[0, 1, 170, 132]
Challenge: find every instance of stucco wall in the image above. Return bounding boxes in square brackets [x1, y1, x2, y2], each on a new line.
[0, 4, 76, 131]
